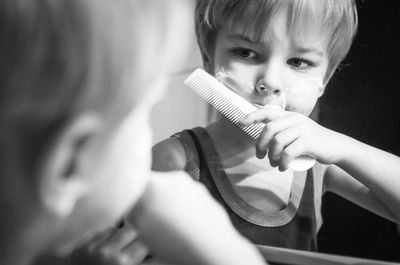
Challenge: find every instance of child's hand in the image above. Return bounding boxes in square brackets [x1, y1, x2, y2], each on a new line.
[239, 108, 343, 171]
[70, 223, 149, 265]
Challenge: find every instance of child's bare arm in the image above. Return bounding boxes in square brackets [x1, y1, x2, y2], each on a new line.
[240, 107, 400, 223]
[129, 171, 268, 265]
[324, 139, 400, 223]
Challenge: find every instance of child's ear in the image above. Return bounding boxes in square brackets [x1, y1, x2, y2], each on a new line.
[38, 113, 102, 218]
[318, 74, 331, 97]
[318, 84, 326, 97]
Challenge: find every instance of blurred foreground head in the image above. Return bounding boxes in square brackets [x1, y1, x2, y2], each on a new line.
[0, 0, 193, 263]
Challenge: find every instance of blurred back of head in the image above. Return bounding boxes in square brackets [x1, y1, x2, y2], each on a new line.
[0, 0, 193, 246]
[0, 0, 188, 182]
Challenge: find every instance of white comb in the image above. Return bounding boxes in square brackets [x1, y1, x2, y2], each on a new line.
[184, 68, 316, 171]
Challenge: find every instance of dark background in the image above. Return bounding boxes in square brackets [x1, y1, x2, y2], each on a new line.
[317, 1, 400, 262]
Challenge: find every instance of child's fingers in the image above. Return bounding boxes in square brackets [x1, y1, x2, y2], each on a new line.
[71, 225, 143, 265]
[106, 244, 148, 265]
[121, 238, 150, 265]
[97, 223, 139, 252]
[70, 228, 115, 265]
[279, 139, 308, 172]
[267, 129, 300, 166]
[239, 107, 287, 125]
[77, 227, 116, 253]
[256, 126, 275, 159]
[255, 117, 297, 159]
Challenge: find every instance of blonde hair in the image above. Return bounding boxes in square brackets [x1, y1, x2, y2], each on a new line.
[0, 0, 176, 178]
[195, 0, 358, 81]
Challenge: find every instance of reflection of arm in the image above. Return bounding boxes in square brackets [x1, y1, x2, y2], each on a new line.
[152, 138, 187, 172]
[131, 172, 268, 265]
[324, 136, 400, 223]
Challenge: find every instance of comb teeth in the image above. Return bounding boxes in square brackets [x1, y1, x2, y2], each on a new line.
[184, 68, 265, 139]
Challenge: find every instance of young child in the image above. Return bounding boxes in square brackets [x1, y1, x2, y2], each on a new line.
[153, 0, 400, 251]
[0, 0, 266, 265]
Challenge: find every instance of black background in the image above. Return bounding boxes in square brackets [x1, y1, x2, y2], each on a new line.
[318, 1, 400, 262]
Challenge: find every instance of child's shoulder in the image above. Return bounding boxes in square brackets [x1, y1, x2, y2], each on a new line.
[152, 136, 187, 171]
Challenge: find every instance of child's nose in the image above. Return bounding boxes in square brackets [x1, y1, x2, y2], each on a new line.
[255, 83, 283, 95]
[255, 63, 284, 96]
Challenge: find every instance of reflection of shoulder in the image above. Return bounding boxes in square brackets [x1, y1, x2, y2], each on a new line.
[152, 137, 187, 172]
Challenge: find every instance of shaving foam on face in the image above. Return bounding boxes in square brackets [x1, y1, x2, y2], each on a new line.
[215, 68, 287, 110]
[285, 76, 324, 113]
[285, 76, 324, 93]
[215, 67, 324, 114]
[215, 68, 254, 95]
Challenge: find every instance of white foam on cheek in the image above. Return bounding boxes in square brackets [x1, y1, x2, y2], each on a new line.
[280, 91, 287, 109]
[286, 76, 323, 93]
[215, 70, 288, 109]
[215, 68, 254, 95]
[285, 77, 323, 113]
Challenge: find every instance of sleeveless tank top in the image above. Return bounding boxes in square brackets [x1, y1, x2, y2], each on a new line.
[173, 127, 320, 251]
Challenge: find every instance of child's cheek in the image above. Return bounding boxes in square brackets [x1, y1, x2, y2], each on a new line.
[284, 77, 323, 115]
[285, 89, 320, 116]
[103, 107, 153, 219]
[124, 109, 153, 193]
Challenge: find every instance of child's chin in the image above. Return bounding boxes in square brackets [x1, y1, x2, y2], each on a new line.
[253, 103, 283, 110]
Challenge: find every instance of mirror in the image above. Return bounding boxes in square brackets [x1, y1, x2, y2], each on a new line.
[151, 1, 400, 264]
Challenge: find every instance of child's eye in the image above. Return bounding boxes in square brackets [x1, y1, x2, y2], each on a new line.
[232, 48, 258, 60]
[287, 58, 313, 69]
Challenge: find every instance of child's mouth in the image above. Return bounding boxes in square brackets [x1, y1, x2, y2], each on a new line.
[252, 103, 283, 110]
